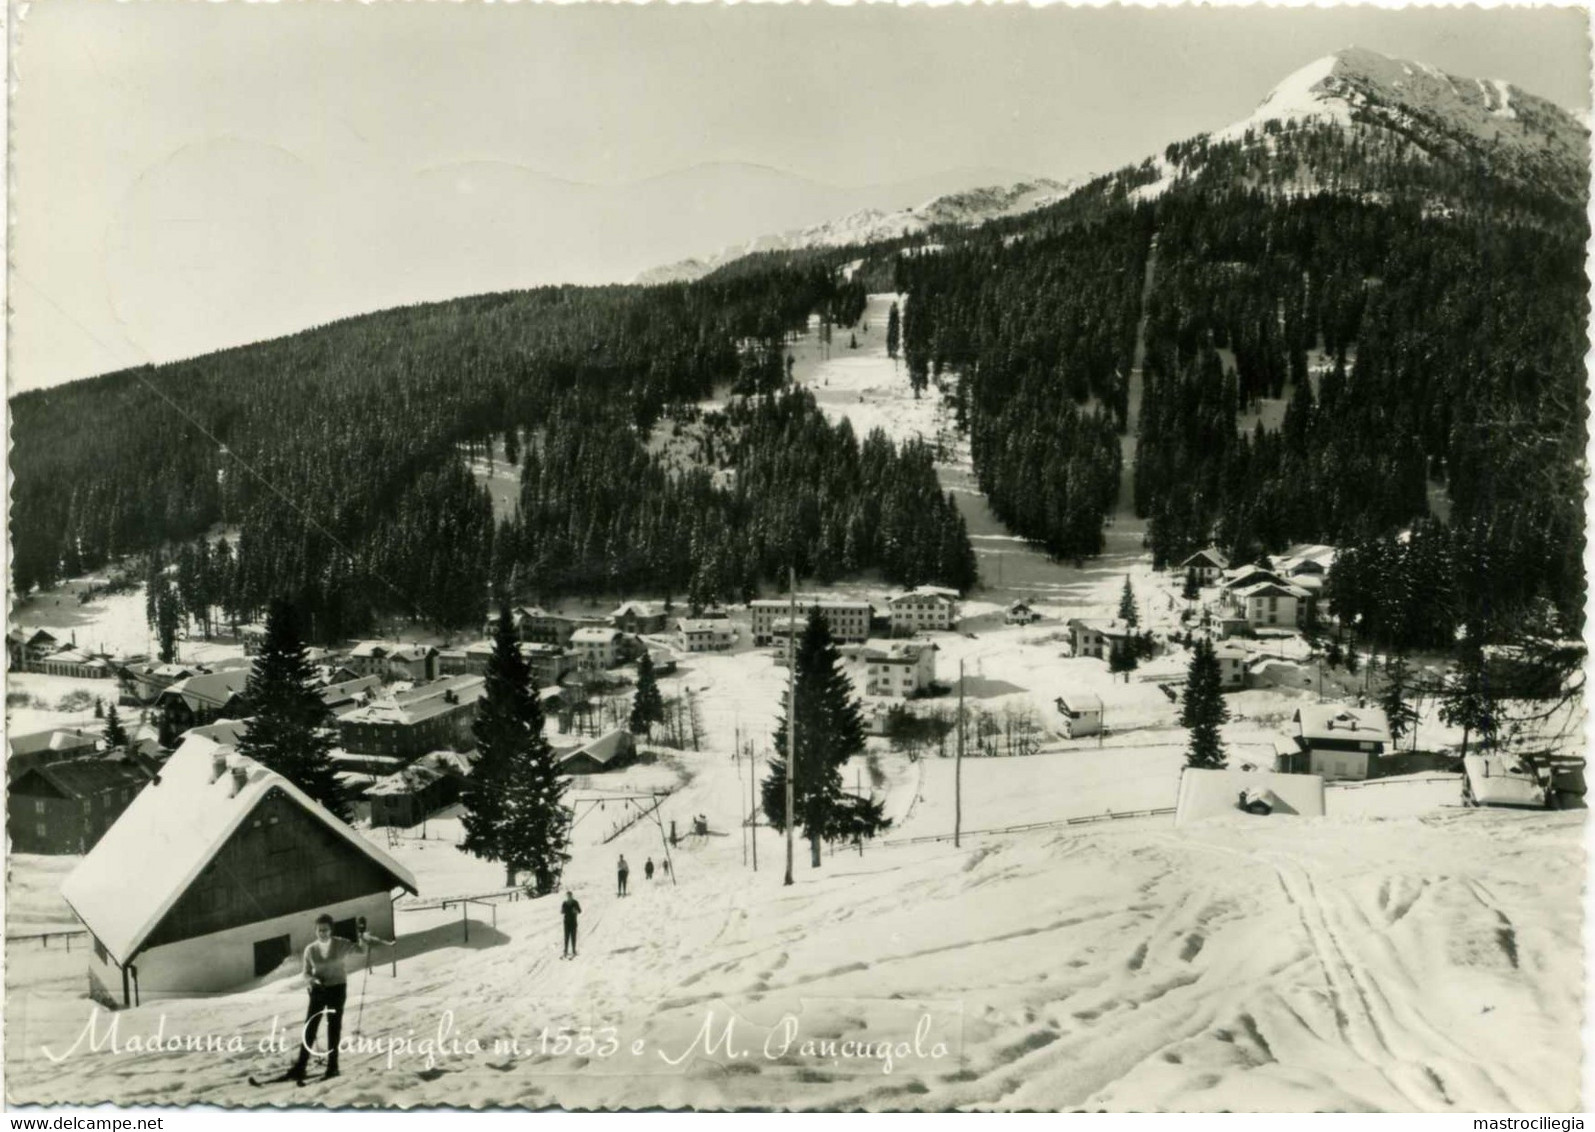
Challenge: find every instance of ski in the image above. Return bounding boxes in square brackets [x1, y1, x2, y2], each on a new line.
[248, 1072, 301, 1088]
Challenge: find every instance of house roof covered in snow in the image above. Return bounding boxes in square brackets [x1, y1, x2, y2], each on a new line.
[560, 728, 635, 770]
[677, 618, 731, 634]
[12, 759, 149, 800]
[1056, 691, 1103, 713]
[62, 731, 418, 965]
[571, 627, 621, 644]
[1222, 566, 1290, 590]
[1294, 705, 1391, 744]
[1176, 767, 1325, 826]
[1234, 580, 1313, 601]
[157, 668, 251, 712]
[888, 586, 959, 605]
[1462, 755, 1547, 808]
[1180, 548, 1230, 570]
[7, 726, 102, 758]
[861, 640, 937, 664]
[340, 675, 485, 727]
[182, 718, 251, 747]
[610, 600, 667, 619]
[1068, 618, 1138, 640]
[349, 641, 390, 659]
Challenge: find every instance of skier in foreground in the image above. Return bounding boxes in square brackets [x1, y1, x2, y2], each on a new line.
[561, 890, 582, 958]
[288, 913, 367, 1082]
[617, 854, 629, 897]
[644, 857, 655, 882]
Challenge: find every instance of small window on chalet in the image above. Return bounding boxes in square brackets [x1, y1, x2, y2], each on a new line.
[254, 934, 292, 977]
[34, 800, 45, 814]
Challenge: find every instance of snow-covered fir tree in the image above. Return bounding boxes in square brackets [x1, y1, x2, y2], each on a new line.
[628, 651, 665, 740]
[461, 601, 571, 892]
[236, 597, 348, 819]
[762, 607, 877, 868]
[1181, 639, 1229, 769]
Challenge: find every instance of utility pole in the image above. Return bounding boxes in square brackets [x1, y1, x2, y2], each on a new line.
[738, 725, 746, 867]
[784, 566, 797, 886]
[750, 740, 758, 872]
[955, 657, 964, 848]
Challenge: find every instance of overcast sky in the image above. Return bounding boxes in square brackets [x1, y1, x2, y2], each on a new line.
[10, 2, 1589, 393]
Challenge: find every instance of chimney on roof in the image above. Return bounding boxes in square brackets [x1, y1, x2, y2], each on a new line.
[211, 752, 228, 783]
[230, 764, 249, 798]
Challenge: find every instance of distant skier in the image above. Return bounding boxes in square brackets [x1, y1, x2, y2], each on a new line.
[644, 857, 655, 882]
[287, 913, 367, 1082]
[660, 858, 670, 879]
[617, 854, 629, 897]
[561, 890, 582, 958]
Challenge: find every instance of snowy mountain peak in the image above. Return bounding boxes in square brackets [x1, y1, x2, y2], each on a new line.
[1224, 46, 1582, 156]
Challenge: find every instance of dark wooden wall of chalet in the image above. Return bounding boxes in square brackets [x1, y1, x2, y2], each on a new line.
[142, 787, 396, 950]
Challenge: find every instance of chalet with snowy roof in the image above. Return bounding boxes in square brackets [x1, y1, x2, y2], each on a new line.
[887, 587, 961, 635]
[156, 668, 251, 736]
[6, 627, 60, 670]
[750, 597, 872, 646]
[571, 627, 623, 670]
[676, 618, 735, 653]
[609, 601, 670, 635]
[1179, 548, 1230, 586]
[8, 760, 150, 855]
[1067, 618, 1138, 661]
[558, 729, 637, 776]
[1054, 690, 1103, 739]
[1276, 705, 1391, 781]
[336, 674, 486, 761]
[62, 732, 417, 1006]
[1229, 580, 1314, 631]
[1005, 599, 1041, 625]
[862, 640, 938, 698]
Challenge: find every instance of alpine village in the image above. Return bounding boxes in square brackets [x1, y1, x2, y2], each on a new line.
[6, 46, 1589, 1113]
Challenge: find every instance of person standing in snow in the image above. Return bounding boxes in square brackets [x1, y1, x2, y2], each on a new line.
[617, 854, 629, 897]
[561, 890, 582, 958]
[288, 913, 367, 1081]
[644, 857, 655, 882]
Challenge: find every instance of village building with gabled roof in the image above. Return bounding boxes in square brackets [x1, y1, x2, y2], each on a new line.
[1178, 548, 1230, 585]
[571, 626, 623, 670]
[1276, 704, 1392, 781]
[1067, 618, 1139, 661]
[1054, 690, 1103, 739]
[676, 618, 735, 653]
[609, 601, 670, 636]
[8, 759, 151, 854]
[335, 674, 486, 762]
[1005, 599, 1041, 625]
[887, 586, 961, 635]
[7, 726, 104, 777]
[62, 732, 417, 1006]
[558, 728, 638, 776]
[156, 668, 252, 736]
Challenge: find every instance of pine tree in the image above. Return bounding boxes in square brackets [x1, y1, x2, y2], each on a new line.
[102, 704, 129, 750]
[1379, 653, 1420, 748]
[762, 608, 872, 867]
[1181, 639, 1229, 769]
[1118, 576, 1139, 627]
[461, 601, 570, 891]
[236, 597, 349, 819]
[887, 302, 901, 362]
[1440, 645, 1497, 756]
[629, 651, 665, 740]
[1108, 640, 1138, 683]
